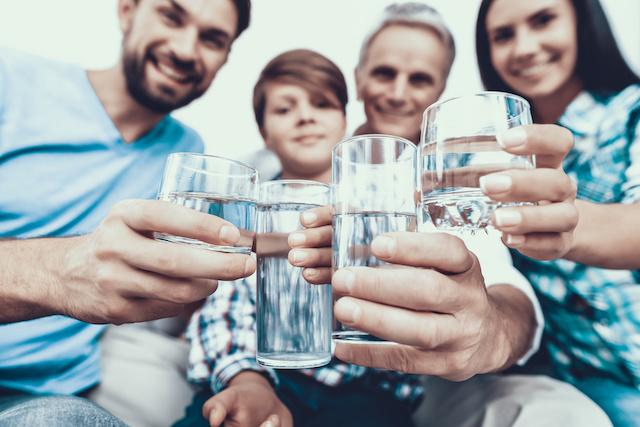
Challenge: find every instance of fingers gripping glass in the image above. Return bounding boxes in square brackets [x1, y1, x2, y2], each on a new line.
[332, 134, 417, 344]
[154, 152, 258, 253]
[419, 91, 535, 233]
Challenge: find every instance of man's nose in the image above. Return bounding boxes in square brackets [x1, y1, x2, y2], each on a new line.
[388, 77, 409, 104]
[169, 27, 199, 62]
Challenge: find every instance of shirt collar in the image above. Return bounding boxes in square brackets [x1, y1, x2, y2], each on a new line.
[557, 91, 604, 137]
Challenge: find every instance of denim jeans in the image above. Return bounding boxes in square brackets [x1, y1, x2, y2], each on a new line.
[573, 377, 640, 427]
[0, 390, 127, 427]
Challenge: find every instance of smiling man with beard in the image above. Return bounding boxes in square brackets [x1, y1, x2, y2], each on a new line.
[0, 0, 251, 425]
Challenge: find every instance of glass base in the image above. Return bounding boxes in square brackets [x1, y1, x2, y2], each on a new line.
[154, 233, 251, 254]
[332, 330, 389, 344]
[257, 352, 331, 369]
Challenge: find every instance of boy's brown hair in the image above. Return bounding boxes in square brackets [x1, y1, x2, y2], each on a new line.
[253, 49, 348, 129]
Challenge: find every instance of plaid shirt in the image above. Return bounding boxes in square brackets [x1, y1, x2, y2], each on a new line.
[186, 274, 424, 405]
[511, 84, 640, 388]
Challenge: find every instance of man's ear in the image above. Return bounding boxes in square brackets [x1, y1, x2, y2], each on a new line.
[354, 66, 364, 102]
[118, 0, 138, 34]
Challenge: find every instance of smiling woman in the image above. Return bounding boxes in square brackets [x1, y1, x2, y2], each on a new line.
[476, 1, 640, 425]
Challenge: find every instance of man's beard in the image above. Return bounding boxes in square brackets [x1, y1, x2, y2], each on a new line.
[122, 47, 205, 114]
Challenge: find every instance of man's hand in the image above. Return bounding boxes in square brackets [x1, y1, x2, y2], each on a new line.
[331, 232, 534, 381]
[202, 372, 292, 427]
[53, 199, 255, 324]
[482, 124, 578, 260]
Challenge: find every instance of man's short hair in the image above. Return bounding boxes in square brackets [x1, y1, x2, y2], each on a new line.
[232, 0, 251, 39]
[132, 0, 250, 39]
[252, 49, 348, 129]
[357, 2, 455, 73]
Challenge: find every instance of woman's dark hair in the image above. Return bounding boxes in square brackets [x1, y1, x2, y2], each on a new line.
[253, 49, 348, 129]
[476, 0, 640, 95]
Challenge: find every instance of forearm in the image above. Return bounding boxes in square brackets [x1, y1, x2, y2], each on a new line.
[566, 200, 640, 269]
[486, 285, 536, 372]
[0, 237, 71, 322]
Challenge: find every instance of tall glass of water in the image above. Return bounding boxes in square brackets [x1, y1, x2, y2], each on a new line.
[332, 135, 417, 343]
[419, 92, 535, 233]
[155, 152, 258, 253]
[256, 180, 332, 368]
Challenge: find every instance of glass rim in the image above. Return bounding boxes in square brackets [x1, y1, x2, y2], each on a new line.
[332, 133, 415, 155]
[422, 91, 530, 120]
[168, 152, 258, 175]
[260, 179, 330, 189]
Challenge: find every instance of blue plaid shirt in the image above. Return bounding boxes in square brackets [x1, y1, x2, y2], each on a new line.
[512, 84, 640, 388]
[186, 275, 423, 405]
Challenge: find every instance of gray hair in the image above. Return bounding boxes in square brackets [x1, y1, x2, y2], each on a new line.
[357, 2, 456, 74]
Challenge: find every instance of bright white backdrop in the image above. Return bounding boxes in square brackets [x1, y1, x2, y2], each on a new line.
[1, 0, 638, 158]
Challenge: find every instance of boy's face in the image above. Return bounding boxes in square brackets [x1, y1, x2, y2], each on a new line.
[261, 82, 346, 178]
[118, 0, 238, 113]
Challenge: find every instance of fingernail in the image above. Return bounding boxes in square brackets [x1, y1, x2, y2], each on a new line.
[244, 257, 255, 275]
[494, 209, 522, 227]
[479, 174, 512, 194]
[498, 127, 526, 148]
[219, 225, 240, 244]
[505, 234, 526, 247]
[332, 269, 355, 293]
[335, 298, 361, 325]
[290, 249, 308, 264]
[261, 421, 274, 427]
[301, 211, 317, 225]
[288, 232, 306, 247]
[371, 236, 396, 258]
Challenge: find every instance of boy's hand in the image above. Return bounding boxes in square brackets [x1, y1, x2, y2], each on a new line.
[288, 205, 333, 284]
[202, 372, 292, 427]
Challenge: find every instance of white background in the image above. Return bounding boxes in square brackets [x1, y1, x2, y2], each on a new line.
[1, 0, 638, 158]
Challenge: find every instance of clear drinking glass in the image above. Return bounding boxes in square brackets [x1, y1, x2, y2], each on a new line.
[419, 91, 535, 233]
[154, 152, 258, 253]
[332, 134, 417, 343]
[256, 180, 332, 368]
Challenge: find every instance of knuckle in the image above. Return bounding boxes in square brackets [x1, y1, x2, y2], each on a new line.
[157, 251, 179, 274]
[387, 347, 414, 373]
[170, 284, 196, 304]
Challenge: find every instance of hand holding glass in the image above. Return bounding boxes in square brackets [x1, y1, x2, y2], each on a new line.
[419, 92, 535, 233]
[154, 152, 258, 253]
[332, 135, 417, 343]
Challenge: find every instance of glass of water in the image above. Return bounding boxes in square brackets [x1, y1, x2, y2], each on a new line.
[154, 152, 258, 253]
[332, 134, 417, 343]
[419, 91, 535, 233]
[256, 180, 332, 368]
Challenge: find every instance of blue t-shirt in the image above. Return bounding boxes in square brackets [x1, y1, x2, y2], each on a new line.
[0, 48, 204, 395]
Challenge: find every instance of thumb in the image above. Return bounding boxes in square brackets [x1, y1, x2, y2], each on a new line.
[202, 392, 234, 427]
[260, 414, 281, 427]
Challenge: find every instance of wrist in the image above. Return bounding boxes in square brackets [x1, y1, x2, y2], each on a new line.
[228, 370, 274, 390]
[485, 285, 535, 371]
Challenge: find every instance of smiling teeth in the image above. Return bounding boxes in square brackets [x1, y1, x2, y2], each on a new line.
[518, 63, 547, 77]
[156, 61, 188, 83]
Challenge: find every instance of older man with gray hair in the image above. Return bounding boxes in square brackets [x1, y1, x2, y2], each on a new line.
[353, 2, 454, 144]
